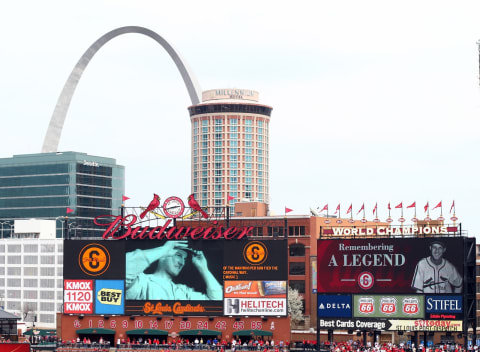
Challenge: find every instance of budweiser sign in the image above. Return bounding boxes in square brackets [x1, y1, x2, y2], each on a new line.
[94, 215, 253, 240]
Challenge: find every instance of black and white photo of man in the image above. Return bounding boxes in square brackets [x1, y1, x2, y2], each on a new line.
[125, 240, 223, 300]
[411, 240, 462, 293]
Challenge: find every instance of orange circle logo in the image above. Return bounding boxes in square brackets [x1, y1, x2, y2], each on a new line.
[79, 243, 110, 276]
[243, 241, 268, 265]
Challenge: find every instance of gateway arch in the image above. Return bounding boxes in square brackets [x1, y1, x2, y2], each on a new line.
[41, 26, 202, 153]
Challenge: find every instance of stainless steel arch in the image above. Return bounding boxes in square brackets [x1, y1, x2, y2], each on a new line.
[41, 26, 202, 153]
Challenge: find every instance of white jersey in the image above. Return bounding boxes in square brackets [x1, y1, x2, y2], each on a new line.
[411, 257, 462, 293]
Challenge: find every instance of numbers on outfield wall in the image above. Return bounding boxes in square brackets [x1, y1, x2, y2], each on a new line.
[197, 321, 208, 330]
[180, 321, 191, 329]
[164, 320, 173, 330]
[251, 321, 262, 330]
[72, 318, 277, 332]
[232, 321, 244, 330]
[215, 321, 227, 330]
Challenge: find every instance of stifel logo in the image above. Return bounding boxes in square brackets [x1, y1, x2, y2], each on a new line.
[243, 241, 268, 265]
[79, 243, 110, 276]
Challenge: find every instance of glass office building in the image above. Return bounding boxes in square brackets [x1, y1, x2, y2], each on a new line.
[0, 152, 124, 238]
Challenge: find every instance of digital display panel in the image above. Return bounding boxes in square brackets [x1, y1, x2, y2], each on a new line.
[317, 238, 464, 294]
[63, 239, 287, 316]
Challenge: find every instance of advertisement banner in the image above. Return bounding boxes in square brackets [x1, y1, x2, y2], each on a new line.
[224, 298, 287, 316]
[317, 238, 464, 293]
[353, 295, 424, 318]
[425, 295, 462, 313]
[125, 300, 224, 316]
[317, 295, 352, 318]
[318, 318, 389, 330]
[319, 318, 463, 332]
[425, 295, 463, 319]
[224, 281, 286, 298]
[387, 320, 463, 332]
[95, 280, 125, 314]
[64, 279, 94, 314]
[223, 240, 287, 280]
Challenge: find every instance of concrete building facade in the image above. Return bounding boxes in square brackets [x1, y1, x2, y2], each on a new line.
[189, 89, 272, 210]
[0, 223, 63, 330]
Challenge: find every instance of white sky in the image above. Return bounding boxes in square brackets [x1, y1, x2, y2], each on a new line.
[1, 1, 479, 238]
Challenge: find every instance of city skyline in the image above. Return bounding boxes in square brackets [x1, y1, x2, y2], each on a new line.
[1, 1, 479, 237]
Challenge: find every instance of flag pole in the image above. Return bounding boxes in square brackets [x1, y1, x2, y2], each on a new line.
[451, 200, 457, 226]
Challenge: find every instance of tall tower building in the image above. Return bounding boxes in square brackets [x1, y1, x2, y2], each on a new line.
[189, 89, 272, 210]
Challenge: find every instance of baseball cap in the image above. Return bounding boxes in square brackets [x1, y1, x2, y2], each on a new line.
[430, 240, 446, 248]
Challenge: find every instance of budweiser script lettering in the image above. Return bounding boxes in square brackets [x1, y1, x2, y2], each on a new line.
[94, 215, 254, 240]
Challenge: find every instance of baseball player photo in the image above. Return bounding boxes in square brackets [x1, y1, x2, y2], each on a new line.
[411, 240, 463, 293]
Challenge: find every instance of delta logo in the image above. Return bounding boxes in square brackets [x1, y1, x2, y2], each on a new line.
[317, 295, 352, 318]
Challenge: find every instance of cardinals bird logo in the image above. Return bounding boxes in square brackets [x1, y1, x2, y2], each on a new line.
[188, 193, 208, 219]
[140, 194, 161, 219]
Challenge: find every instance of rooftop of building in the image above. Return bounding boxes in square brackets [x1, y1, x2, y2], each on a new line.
[189, 88, 272, 108]
[0, 151, 122, 167]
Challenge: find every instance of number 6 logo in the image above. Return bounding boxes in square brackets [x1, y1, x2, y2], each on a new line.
[358, 271, 374, 290]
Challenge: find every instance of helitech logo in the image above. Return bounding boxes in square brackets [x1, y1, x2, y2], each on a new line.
[243, 241, 268, 265]
[79, 243, 110, 276]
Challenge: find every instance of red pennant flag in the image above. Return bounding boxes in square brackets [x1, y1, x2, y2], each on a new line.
[388, 202, 391, 210]
[433, 201, 442, 210]
[346, 204, 352, 214]
[424, 202, 429, 212]
[407, 202, 416, 209]
[356, 203, 364, 215]
[285, 207, 293, 213]
[66, 207, 74, 214]
[227, 195, 235, 201]
[334, 204, 340, 214]
[320, 204, 328, 212]
[373, 203, 377, 215]
[450, 201, 455, 213]
[395, 202, 403, 209]
[122, 195, 130, 202]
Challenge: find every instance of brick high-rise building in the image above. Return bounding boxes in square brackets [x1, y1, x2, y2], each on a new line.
[189, 89, 272, 211]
